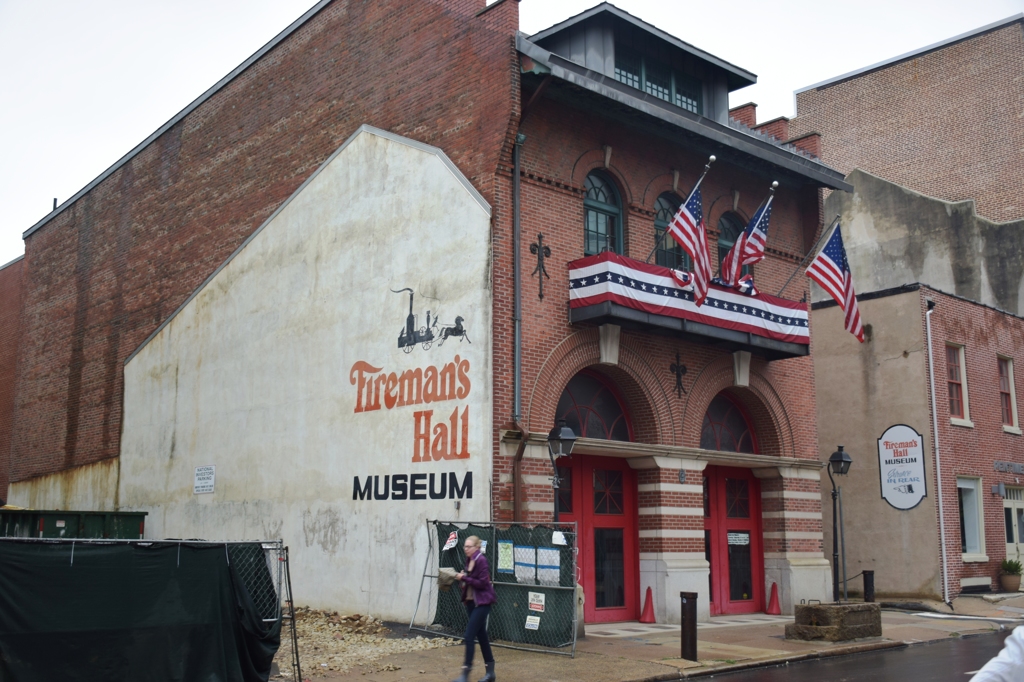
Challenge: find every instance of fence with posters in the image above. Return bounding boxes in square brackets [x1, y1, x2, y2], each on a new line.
[409, 521, 579, 657]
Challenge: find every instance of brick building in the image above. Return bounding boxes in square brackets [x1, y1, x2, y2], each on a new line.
[789, 14, 1024, 225]
[1, 0, 852, 622]
[815, 281, 1024, 600]
[0, 256, 24, 502]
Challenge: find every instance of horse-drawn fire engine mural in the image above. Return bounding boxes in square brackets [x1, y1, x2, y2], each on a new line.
[392, 288, 471, 353]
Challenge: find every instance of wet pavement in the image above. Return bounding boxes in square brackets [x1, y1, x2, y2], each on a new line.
[715, 632, 1009, 681]
[297, 594, 1024, 680]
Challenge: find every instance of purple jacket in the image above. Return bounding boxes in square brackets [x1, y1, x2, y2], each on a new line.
[460, 551, 497, 606]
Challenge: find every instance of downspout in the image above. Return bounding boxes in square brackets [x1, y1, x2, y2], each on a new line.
[926, 298, 951, 606]
[512, 132, 526, 521]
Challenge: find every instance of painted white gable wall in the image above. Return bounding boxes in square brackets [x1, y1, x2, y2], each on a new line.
[118, 127, 493, 620]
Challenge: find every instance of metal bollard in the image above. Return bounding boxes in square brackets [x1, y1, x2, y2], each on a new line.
[680, 591, 698, 662]
[863, 570, 875, 603]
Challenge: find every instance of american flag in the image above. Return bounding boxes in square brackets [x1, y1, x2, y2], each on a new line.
[806, 224, 864, 342]
[720, 195, 773, 286]
[667, 184, 712, 306]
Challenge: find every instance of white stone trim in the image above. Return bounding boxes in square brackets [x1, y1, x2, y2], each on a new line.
[762, 531, 823, 540]
[639, 529, 705, 539]
[764, 552, 827, 560]
[762, 511, 823, 520]
[638, 483, 703, 494]
[961, 576, 992, 588]
[629, 456, 708, 471]
[961, 553, 989, 563]
[638, 506, 703, 516]
[640, 552, 706, 561]
[497, 500, 554, 512]
[761, 491, 821, 500]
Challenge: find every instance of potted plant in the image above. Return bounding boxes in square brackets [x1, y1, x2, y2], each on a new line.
[1000, 558, 1023, 593]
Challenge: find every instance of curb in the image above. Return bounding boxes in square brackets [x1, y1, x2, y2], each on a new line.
[628, 639, 907, 681]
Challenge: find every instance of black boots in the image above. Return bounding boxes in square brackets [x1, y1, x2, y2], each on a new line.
[452, 666, 471, 682]
[478, 660, 496, 682]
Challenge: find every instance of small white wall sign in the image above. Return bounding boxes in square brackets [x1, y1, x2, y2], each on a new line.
[194, 465, 216, 494]
[877, 425, 926, 510]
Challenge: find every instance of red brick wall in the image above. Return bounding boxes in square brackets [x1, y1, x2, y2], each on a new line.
[10, 0, 520, 483]
[492, 86, 824, 531]
[754, 117, 789, 143]
[921, 286, 1024, 594]
[790, 21, 1024, 223]
[0, 257, 25, 500]
[729, 103, 757, 128]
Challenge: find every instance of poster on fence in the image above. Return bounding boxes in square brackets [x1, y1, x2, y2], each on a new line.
[514, 545, 536, 583]
[497, 540, 514, 574]
[528, 592, 545, 612]
[525, 615, 540, 630]
[537, 546, 560, 586]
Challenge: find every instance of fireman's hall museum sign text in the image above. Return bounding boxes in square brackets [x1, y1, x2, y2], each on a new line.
[350, 356, 474, 501]
[877, 424, 926, 510]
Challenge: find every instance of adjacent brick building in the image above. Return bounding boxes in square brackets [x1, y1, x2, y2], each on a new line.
[3, 0, 853, 621]
[815, 282, 1024, 599]
[789, 14, 1024, 225]
[0, 256, 25, 502]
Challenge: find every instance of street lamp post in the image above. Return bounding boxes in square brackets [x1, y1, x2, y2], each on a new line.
[827, 445, 852, 603]
[547, 419, 577, 524]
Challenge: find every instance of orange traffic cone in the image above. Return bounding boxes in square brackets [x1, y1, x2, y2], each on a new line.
[766, 582, 781, 615]
[639, 586, 656, 623]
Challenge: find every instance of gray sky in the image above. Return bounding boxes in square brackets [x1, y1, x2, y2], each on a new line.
[1, 0, 1020, 268]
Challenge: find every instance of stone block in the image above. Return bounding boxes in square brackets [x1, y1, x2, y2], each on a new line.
[785, 603, 882, 641]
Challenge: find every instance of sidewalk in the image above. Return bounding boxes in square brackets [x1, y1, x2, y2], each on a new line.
[283, 595, 1024, 681]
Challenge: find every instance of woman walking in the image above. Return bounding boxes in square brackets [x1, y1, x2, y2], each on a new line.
[453, 535, 496, 682]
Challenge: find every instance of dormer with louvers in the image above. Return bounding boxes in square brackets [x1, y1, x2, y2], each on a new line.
[529, 3, 756, 125]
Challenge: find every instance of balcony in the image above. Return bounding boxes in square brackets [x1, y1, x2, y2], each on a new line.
[568, 252, 809, 361]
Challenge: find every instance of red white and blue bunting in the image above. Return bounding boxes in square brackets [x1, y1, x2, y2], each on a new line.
[568, 252, 809, 345]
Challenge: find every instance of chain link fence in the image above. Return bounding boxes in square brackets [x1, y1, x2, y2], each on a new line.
[228, 541, 284, 622]
[410, 521, 579, 657]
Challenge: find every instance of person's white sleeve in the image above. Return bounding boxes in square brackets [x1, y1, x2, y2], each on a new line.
[973, 627, 1024, 682]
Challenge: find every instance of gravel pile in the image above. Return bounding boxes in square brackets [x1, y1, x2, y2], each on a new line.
[273, 608, 454, 677]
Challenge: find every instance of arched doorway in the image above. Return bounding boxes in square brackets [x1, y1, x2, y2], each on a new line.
[555, 370, 639, 623]
[701, 392, 765, 615]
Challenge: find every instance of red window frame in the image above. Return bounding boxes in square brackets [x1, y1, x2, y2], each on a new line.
[999, 357, 1014, 426]
[947, 345, 964, 419]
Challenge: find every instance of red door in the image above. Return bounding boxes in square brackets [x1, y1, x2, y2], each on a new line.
[556, 454, 639, 623]
[704, 466, 763, 615]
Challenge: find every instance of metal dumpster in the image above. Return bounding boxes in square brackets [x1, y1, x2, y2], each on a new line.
[0, 510, 147, 539]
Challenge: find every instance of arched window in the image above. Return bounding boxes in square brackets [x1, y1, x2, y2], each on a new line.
[717, 212, 750, 277]
[654, 193, 691, 271]
[584, 172, 623, 255]
[556, 371, 631, 442]
[700, 394, 756, 453]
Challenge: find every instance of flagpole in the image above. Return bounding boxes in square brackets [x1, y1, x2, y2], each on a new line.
[645, 155, 715, 264]
[776, 213, 840, 297]
[717, 180, 777, 281]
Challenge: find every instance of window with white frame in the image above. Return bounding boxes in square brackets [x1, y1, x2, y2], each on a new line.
[946, 344, 973, 427]
[957, 477, 985, 559]
[999, 356, 1019, 433]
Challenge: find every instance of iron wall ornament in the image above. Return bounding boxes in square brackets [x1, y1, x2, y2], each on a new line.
[670, 352, 687, 398]
[530, 233, 551, 300]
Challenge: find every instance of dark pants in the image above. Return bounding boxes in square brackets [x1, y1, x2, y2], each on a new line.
[462, 601, 494, 667]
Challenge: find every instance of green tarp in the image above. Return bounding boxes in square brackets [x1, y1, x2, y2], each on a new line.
[0, 540, 280, 681]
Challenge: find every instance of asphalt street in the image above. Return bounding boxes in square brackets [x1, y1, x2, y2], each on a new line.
[715, 632, 1011, 681]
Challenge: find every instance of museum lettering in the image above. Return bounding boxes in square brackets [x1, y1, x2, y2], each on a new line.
[352, 472, 472, 501]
